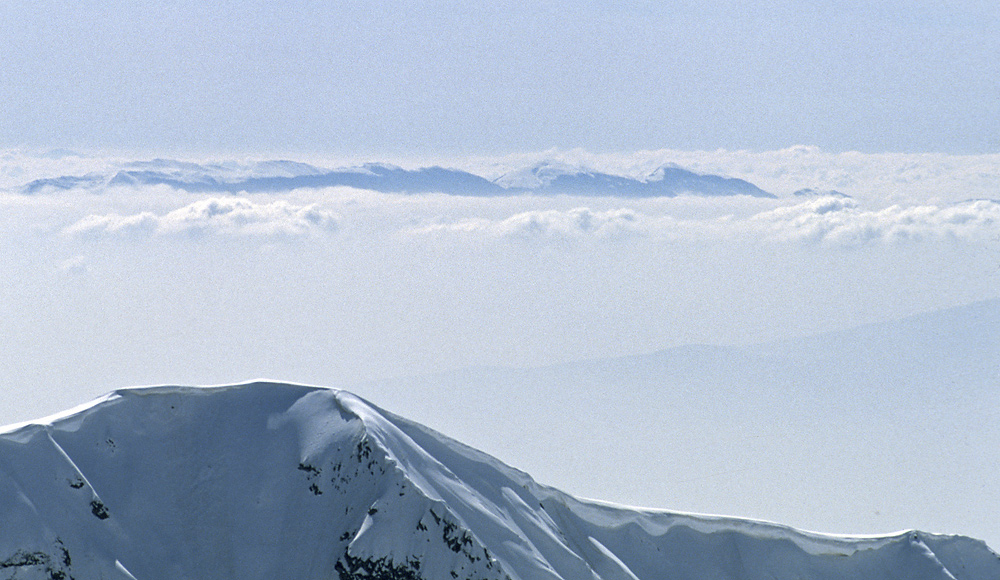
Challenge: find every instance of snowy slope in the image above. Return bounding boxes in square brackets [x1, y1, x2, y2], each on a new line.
[1, 383, 997, 580]
[351, 299, 1000, 551]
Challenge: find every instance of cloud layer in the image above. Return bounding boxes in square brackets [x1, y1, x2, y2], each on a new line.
[6, 149, 995, 251]
[64, 197, 338, 239]
[407, 197, 1000, 246]
[63, 194, 1000, 248]
[412, 207, 646, 240]
[748, 197, 1000, 245]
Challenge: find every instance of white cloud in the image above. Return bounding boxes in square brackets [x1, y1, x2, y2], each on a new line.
[56, 255, 89, 275]
[406, 197, 1000, 247]
[748, 197, 1000, 245]
[66, 211, 160, 237]
[411, 207, 646, 240]
[64, 197, 338, 239]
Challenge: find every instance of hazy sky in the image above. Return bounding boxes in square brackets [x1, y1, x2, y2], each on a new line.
[2, 0, 998, 155]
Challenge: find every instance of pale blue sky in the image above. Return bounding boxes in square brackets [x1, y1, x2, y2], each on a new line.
[2, 0, 998, 155]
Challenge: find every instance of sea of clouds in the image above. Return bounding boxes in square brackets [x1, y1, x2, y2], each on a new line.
[2, 146, 999, 426]
[4, 146, 998, 247]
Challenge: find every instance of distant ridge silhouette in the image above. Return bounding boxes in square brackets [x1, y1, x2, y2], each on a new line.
[22, 158, 774, 197]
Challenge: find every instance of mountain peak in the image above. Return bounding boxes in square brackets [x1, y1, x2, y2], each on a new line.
[1, 383, 996, 580]
[492, 160, 589, 189]
[493, 161, 775, 198]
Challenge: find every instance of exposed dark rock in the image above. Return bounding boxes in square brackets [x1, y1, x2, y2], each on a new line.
[90, 500, 110, 520]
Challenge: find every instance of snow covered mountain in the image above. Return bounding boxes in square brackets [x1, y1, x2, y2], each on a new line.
[18, 158, 773, 198]
[105, 162, 508, 197]
[23, 161, 505, 197]
[494, 161, 774, 197]
[1, 384, 997, 580]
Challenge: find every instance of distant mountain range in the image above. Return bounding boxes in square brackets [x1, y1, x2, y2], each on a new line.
[352, 299, 1000, 555]
[1, 382, 997, 580]
[20, 159, 776, 198]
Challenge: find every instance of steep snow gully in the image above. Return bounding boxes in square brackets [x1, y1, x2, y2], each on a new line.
[0, 383, 996, 580]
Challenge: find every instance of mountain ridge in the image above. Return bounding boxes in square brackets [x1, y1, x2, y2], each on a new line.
[1, 383, 997, 580]
[17, 159, 774, 198]
[347, 298, 1000, 552]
